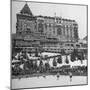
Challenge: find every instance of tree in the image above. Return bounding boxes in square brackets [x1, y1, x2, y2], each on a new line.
[45, 62, 50, 71]
[57, 55, 62, 64]
[71, 49, 78, 62]
[53, 57, 57, 67]
[65, 55, 69, 64]
[39, 60, 43, 67]
[71, 54, 75, 62]
[77, 52, 84, 64]
[35, 48, 38, 57]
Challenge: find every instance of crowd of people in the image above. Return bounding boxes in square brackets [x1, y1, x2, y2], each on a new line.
[12, 49, 87, 77]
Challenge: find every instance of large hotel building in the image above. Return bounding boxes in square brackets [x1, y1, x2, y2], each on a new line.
[12, 3, 79, 53]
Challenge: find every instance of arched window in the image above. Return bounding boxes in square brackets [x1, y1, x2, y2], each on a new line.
[57, 26, 62, 35]
[38, 23, 43, 33]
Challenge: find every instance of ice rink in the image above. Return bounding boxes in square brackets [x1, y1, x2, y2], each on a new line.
[12, 75, 87, 89]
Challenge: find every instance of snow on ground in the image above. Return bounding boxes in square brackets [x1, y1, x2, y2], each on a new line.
[12, 75, 87, 89]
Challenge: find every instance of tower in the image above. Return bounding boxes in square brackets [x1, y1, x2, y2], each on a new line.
[16, 3, 36, 34]
[20, 2, 33, 16]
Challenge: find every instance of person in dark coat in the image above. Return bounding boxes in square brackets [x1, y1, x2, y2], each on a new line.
[56, 72, 60, 80]
[69, 72, 72, 82]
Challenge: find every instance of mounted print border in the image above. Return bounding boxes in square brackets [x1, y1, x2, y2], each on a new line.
[11, 0, 88, 89]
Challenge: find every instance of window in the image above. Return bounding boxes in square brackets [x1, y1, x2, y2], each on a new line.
[18, 32, 22, 34]
[45, 23, 47, 30]
[63, 25, 65, 36]
[49, 24, 51, 28]
[53, 25, 55, 34]
[34, 23, 37, 30]
[76, 44, 80, 48]
[74, 27, 78, 40]
[71, 44, 74, 47]
[38, 23, 43, 33]
[57, 27, 62, 35]
[70, 26, 72, 37]
[66, 25, 69, 37]
[27, 28, 31, 33]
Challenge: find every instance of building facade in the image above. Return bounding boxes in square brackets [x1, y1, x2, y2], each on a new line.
[13, 3, 79, 53]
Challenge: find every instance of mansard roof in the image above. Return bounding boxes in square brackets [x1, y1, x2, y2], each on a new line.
[20, 3, 33, 16]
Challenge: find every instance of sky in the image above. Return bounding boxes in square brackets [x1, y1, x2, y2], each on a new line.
[12, 0, 87, 39]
